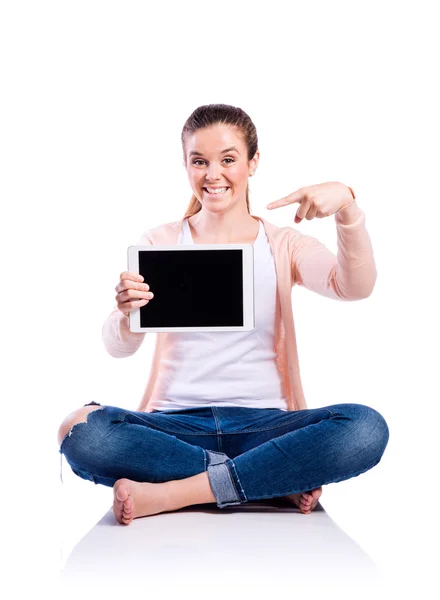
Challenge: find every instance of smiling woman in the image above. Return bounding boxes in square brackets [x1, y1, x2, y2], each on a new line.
[58, 102, 389, 526]
[180, 104, 260, 240]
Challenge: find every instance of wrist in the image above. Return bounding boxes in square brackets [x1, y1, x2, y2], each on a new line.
[335, 186, 360, 224]
[335, 186, 356, 211]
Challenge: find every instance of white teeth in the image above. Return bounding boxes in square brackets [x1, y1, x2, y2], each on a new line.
[205, 187, 229, 194]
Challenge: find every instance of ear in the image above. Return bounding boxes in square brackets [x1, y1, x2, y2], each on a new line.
[249, 149, 260, 172]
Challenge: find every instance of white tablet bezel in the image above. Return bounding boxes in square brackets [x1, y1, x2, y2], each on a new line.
[127, 244, 255, 333]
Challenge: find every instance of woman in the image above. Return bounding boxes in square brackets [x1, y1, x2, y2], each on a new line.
[58, 104, 389, 526]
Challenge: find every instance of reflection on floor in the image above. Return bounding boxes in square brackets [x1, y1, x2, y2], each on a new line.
[60, 497, 386, 598]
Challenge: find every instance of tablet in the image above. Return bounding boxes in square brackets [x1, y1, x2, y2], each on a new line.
[127, 244, 255, 333]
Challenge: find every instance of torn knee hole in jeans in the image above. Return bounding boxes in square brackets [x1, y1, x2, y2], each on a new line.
[59, 408, 104, 455]
[59, 407, 104, 483]
[62, 407, 104, 445]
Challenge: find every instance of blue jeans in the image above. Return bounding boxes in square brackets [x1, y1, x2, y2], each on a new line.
[59, 402, 389, 509]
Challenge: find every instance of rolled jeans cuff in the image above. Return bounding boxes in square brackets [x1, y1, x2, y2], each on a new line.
[205, 449, 248, 509]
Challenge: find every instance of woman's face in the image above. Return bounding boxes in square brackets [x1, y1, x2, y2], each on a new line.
[184, 124, 259, 211]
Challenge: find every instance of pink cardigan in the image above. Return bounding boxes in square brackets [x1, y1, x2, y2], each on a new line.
[102, 204, 377, 412]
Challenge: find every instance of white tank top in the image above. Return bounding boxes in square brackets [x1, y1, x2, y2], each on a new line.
[148, 218, 288, 411]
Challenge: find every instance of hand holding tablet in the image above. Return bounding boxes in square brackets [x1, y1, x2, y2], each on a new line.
[115, 271, 155, 317]
[127, 243, 255, 333]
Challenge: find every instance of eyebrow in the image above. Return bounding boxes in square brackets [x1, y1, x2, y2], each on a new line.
[189, 146, 240, 157]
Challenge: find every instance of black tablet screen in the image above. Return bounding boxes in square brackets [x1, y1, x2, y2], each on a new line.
[138, 249, 244, 327]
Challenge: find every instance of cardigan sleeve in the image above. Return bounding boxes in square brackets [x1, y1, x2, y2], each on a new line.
[101, 230, 153, 357]
[291, 205, 377, 300]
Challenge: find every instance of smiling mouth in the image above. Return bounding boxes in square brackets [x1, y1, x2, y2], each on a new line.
[203, 187, 230, 195]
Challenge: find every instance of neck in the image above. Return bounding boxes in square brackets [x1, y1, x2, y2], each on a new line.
[189, 204, 256, 236]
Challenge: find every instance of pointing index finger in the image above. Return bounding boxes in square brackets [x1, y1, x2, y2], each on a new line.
[266, 188, 304, 210]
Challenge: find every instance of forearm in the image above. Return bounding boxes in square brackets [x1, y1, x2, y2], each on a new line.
[102, 308, 146, 357]
[333, 201, 377, 298]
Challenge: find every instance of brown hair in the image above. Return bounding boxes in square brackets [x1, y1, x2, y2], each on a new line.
[181, 104, 258, 219]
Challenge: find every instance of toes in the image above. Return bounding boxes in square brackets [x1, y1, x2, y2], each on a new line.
[299, 487, 322, 512]
[303, 488, 322, 502]
[114, 507, 132, 525]
[312, 487, 323, 499]
[115, 480, 130, 502]
[114, 479, 135, 525]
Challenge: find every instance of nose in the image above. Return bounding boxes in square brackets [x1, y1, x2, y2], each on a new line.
[206, 162, 222, 181]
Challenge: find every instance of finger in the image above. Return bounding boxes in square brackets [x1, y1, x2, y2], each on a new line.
[119, 298, 150, 315]
[116, 279, 150, 294]
[266, 188, 305, 210]
[116, 289, 153, 303]
[120, 271, 144, 282]
[294, 198, 312, 223]
[305, 204, 318, 221]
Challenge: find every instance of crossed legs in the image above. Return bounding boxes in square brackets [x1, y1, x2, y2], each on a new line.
[58, 405, 322, 525]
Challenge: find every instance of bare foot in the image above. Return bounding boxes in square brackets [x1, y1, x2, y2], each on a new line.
[282, 486, 322, 514]
[113, 478, 171, 525]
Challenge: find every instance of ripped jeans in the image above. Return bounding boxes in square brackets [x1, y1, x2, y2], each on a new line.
[59, 402, 389, 509]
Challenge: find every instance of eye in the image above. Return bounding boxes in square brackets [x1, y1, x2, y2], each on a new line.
[192, 157, 235, 166]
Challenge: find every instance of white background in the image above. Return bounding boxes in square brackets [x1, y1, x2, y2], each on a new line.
[2, 0, 439, 595]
